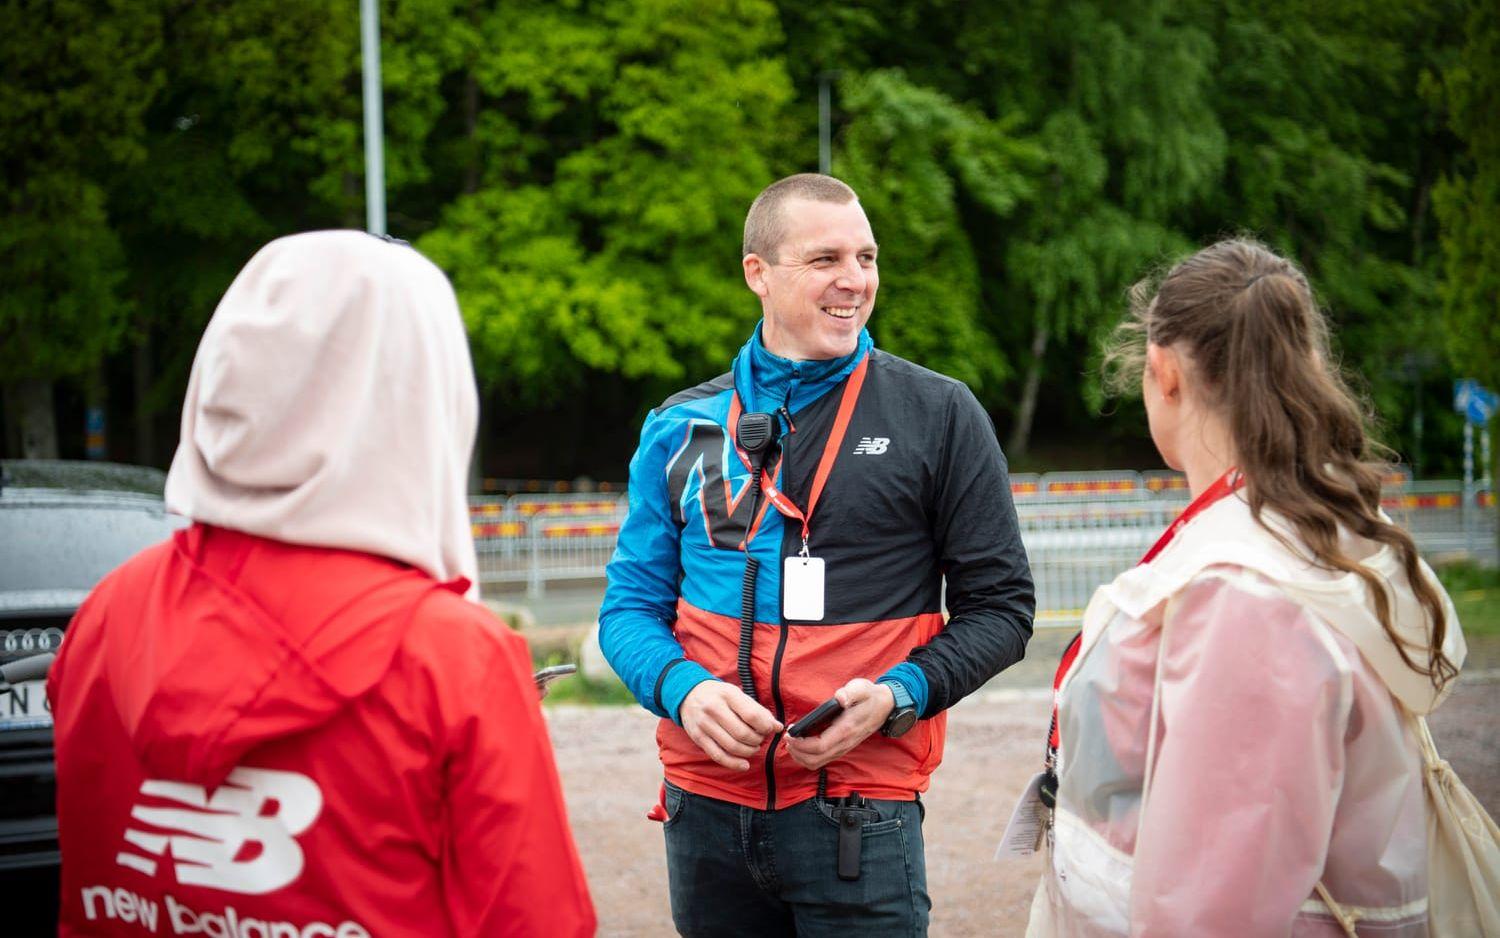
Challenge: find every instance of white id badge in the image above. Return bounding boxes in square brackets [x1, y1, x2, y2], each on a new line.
[783, 556, 825, 621]
[995, 771, 1049, 859]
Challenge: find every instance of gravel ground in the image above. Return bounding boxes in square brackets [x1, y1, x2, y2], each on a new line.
[547, 663, 1499, 937]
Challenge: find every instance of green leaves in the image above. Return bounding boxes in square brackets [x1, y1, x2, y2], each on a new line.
[3, 0, 1487, 474]
[836, 70, 1043, 392]
[1431, 0, 1500, 390]
[0, 0, 161, 380]
[416, 0, 794, 403]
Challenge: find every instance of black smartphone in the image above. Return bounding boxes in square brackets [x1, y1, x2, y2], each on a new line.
[786, 697, 844, 738]
[533, 663, 578, 692]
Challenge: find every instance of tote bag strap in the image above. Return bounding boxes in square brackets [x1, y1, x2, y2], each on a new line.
[1314, 883, 1361, 937]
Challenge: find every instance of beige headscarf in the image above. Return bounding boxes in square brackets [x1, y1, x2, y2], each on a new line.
[165, 231, 480, 593]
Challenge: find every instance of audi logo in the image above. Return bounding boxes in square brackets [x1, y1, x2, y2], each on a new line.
[2, 628, 65, 656]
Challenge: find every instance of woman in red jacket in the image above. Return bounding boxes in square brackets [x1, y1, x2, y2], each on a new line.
[48, 231, 596, 937]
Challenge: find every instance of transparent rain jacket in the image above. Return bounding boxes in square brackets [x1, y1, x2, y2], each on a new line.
[1028, 493, 1466, 937]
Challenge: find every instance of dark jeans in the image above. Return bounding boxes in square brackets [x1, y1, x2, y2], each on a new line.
[662, 780, 930, 937]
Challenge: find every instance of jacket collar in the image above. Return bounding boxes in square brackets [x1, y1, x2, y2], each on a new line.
[732, 321, 873, 416]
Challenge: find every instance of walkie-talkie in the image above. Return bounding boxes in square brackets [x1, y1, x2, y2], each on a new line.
[733, 411, 782, 701]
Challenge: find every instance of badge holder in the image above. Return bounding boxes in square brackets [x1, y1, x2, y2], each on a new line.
[783, 539, 825, 621]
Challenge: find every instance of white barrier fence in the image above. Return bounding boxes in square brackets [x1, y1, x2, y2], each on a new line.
[472, 474, 1498, 618]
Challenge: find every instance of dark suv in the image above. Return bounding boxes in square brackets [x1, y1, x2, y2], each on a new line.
[0, 461, 185, 909]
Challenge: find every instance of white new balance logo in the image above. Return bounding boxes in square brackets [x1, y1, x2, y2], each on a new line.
[116, 766, 323, 895]
[852, 437, 890, 455]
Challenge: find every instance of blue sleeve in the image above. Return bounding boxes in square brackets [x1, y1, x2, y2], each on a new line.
[877, 663, 930, 718]
[599, 410, 718, 723]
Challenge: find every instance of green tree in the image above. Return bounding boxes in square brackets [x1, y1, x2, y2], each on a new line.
[5, 0, 1484, 488]
[1430, 0, 1500, 542]
[1200, 0, 1461, 460]
[990, 0, 1220, 454]
[0, 0, 162, 457]
[417, 0, 796, 405]
[1432, 0, 1500, 392]
[783, 0, 1219, 455]
[108, 0, 380, 461]
[834, 69, 1042, 395]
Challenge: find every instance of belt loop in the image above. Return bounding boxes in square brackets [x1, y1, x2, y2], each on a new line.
[817, 768, 828, 805]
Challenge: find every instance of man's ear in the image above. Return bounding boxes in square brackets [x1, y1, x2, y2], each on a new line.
[743, 253, 771, 299]
[1146, 343, 1181, 402]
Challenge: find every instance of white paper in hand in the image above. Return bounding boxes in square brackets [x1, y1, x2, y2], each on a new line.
[996, 771, 1049, 859]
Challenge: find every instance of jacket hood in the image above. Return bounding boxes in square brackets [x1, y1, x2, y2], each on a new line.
[105, 525, 461, 786]
[1267, 539, 1466, 716]
[1103, 493, 1466, 716]
[164, 231, 480, 596]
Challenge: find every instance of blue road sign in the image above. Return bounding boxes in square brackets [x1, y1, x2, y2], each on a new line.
[1454, 379, 1497, 427]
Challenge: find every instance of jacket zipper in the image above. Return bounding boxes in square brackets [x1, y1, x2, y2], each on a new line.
[763, 380, 798, 810]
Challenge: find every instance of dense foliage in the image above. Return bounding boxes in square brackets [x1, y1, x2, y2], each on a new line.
[2, 0, 1493, 476]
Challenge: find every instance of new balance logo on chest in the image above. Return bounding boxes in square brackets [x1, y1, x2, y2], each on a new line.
[852, 437, 889, 455]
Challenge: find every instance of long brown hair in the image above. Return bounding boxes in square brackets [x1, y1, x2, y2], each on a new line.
[1106, 238, 1456, 688]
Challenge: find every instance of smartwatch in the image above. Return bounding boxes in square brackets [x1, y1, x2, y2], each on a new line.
[879, 679, 919, 738]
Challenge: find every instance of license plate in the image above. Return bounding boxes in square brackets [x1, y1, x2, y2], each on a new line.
[0, 680, 52, 731]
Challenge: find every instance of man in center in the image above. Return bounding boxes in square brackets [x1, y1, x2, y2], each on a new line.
[601, 173, 1035, 934]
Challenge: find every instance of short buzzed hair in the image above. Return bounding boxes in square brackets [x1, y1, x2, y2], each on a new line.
[743, 174, 859, 261]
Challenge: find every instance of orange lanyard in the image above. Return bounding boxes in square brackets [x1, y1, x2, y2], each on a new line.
[727, 357, 870, 555]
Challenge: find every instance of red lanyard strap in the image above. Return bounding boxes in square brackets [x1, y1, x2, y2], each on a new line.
[1137, 468, 1243, 565]
[757, 357, 870, 552]
[1046, 632, 1082, 760]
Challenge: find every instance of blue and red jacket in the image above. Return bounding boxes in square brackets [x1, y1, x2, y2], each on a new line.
[601, 325, 1034, 809]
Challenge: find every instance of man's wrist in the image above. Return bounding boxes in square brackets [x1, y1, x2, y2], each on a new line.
[660, 662, 720, 726]
[877, 677, 918, 738]
[878, 662, 930, 718]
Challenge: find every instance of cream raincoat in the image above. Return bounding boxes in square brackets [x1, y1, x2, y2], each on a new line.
[1028, 490, 1467, 937]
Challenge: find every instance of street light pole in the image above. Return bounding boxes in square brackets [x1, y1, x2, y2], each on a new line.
[361, 0, 387, 236]
[817, 72, 839, 175]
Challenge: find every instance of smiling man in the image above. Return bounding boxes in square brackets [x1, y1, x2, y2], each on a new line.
[600, 174, 1035, 935]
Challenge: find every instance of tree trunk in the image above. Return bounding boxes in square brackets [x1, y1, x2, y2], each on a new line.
[1411, 182, 1429, 267]
[133, 332, 157, 465]
[1410, 143, 1428, 267]
[15, 378, 58, 459]
[1006, 321, 1050, 458]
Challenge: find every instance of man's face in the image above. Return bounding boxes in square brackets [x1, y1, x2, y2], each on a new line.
[743, 197, 879, 361]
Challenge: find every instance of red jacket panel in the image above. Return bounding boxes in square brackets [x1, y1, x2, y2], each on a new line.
[657, 600, 948, 807]
[48, 524, 595, 937]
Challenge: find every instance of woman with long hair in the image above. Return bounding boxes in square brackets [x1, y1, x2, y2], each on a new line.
[1027, 239, 1467, 936]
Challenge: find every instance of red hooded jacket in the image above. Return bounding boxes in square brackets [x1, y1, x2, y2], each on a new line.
[48, 524, 595, 937]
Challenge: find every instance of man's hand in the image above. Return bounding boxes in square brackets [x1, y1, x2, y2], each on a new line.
[680, 681, 783, 772]
[783, 679, 896, 771]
